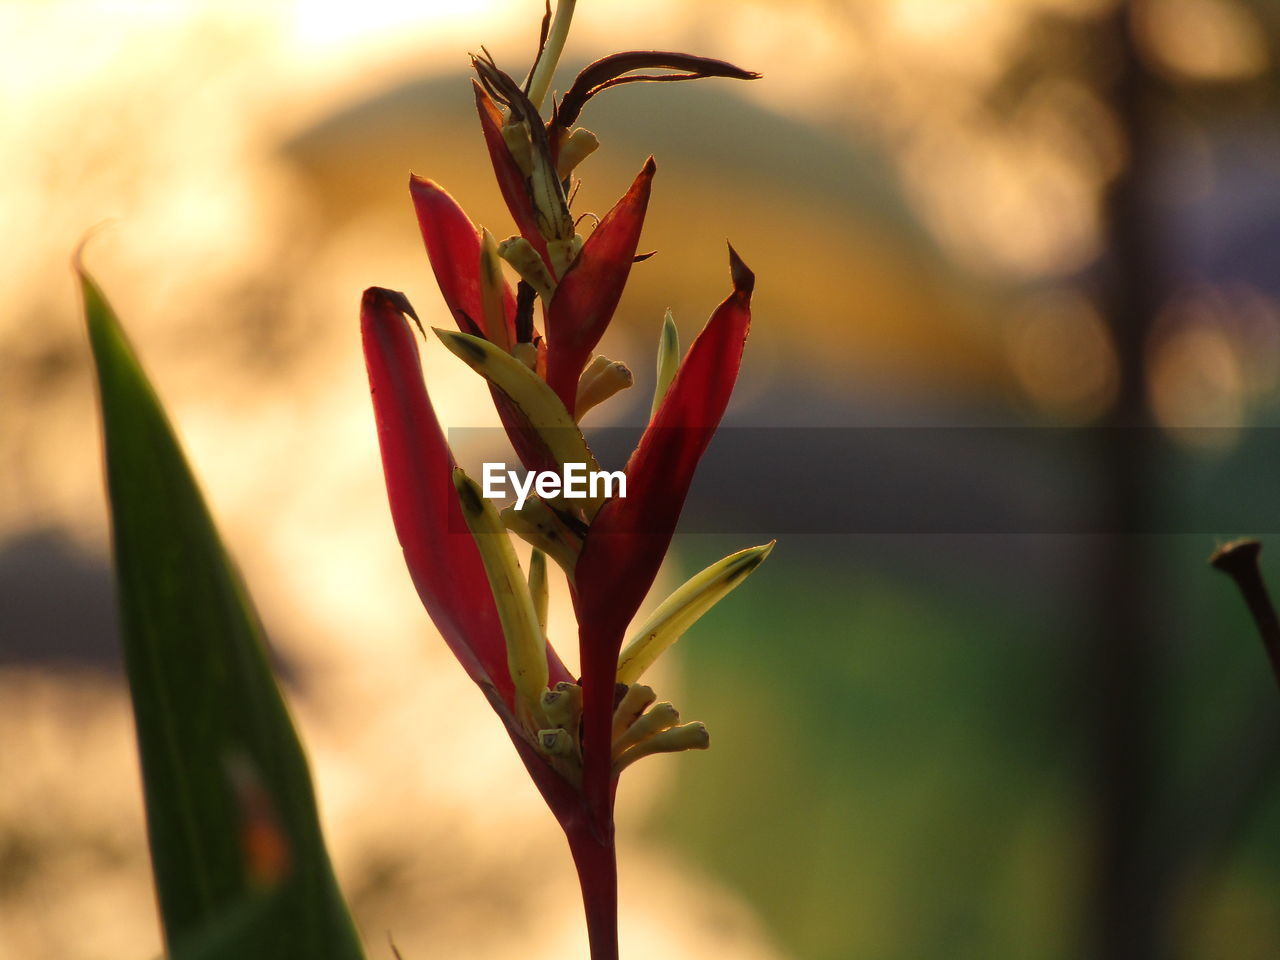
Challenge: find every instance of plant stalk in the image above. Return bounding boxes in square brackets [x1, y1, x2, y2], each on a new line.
[1088, 4, 1165, 957]
[527, 0, 577, 113]
[566, 821, 619, 960]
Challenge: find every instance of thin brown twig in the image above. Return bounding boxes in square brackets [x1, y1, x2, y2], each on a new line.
[1210, 539, 1280, 690]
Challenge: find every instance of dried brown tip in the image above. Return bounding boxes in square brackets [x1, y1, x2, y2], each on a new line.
[727, 243, 755, 298]
[515, 280, 537, 344]
[1211, 538, 1262, 575]
[472, 50, 529, 119]
[452, 309, 485, 340]
[363, 287, 423, 335]
[557, 50, 762, 128]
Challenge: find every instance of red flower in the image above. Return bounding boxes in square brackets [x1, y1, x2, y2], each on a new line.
[362, 26, 766, 960]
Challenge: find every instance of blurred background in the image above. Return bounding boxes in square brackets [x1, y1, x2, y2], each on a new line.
[3, 0, 1280, 957]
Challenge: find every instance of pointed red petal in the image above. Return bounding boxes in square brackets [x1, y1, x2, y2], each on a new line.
[362, 287, 513, 703]
[409, 175, 517, 345]
[409, 175, 562, 471]
[362, 290, 574, 693]
[578, 247, 753, 630]
[545, 158, 656, 414]
[473, 82, 554, 274]
[572, 248, 753, 822]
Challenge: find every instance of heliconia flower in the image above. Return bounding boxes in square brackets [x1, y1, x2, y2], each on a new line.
[361, 10, 767, 956]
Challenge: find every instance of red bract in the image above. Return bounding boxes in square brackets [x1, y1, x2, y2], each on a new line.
[473, 82, 553, 273]
[545, 158, 655, 414]
[409, 175, 562, 474]
[361, 17, 764, 959]
[361, 288, 573, 705]
[574, 247, 754, 822]
[409, 176, 517, 345]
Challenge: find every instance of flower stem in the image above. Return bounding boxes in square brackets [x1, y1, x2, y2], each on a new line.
[566, 821, 618, 960]
[527, 0, 577, 113]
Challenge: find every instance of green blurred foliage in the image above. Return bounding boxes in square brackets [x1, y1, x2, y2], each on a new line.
[647, 530, 1280, 959]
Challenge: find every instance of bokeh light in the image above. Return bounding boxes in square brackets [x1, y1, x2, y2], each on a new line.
[5, 0, 1280, 957]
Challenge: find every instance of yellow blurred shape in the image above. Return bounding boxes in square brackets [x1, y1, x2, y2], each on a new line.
[1148, 298, 1244, 448]
[290, 0, 517, 50]
[1006, 289, 1118, 424]
[900, 78, 1122, 280]
[1137, 0, 1269, 82]
[1228, 286, 1280, 398]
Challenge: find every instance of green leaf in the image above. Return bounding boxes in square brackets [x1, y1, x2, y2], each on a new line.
[169, 892, 275, 960]
[80, 268, 365, 959]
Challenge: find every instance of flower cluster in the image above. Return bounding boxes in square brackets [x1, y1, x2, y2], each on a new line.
[359, 5, 771, 955]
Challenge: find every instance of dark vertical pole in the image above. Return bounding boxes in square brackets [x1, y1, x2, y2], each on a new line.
[1090, 4, 1166, 957]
